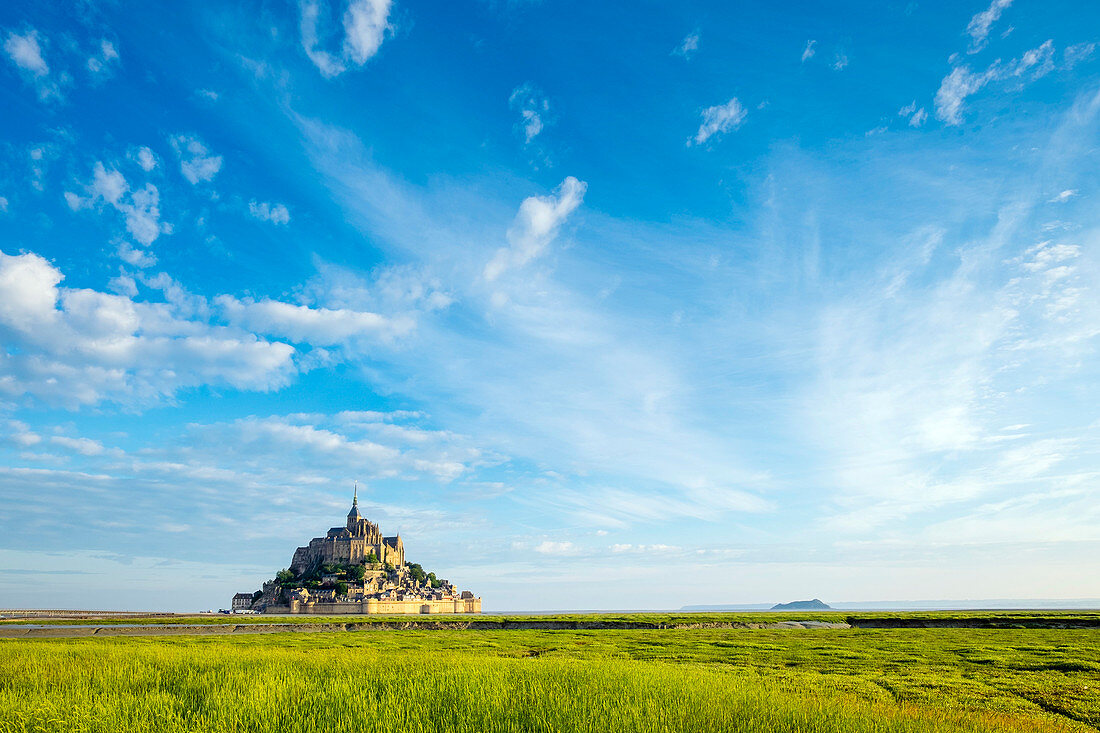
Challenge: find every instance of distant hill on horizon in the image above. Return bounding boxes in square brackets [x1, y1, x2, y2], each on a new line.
[679, 598, 1100, 612]
[771, 599, 831, 611]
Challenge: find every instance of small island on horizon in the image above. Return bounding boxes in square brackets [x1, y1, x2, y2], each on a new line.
[771, 599, 832, 611]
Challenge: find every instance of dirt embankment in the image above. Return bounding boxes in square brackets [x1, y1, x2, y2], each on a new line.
[3, 615, 1097, 638]
[845, 616, 1100, 629]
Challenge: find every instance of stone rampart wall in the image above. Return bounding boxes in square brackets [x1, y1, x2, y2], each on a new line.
[266, 597, 481, 615]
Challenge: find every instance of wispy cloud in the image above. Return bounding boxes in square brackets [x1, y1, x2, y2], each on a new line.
[935, 40, 1055, 124]
[508, 82, 551, 144]
[248, 199, 291, 224]
[484, 176, 587, 281]
[672, 30, 700, 60]
[170, 134, 223, 184]
[801, 39, 816, 63]
[689, 97, 746, 146]
[898, 101, 928, 127]
[966, 0, 1013, 54]
[299, 0, 392, 78]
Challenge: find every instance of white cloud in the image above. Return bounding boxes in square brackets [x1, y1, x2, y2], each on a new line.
[4, 29, 62, 101]
[966, 0, 1012, 54]
[169, 134, 222, 184]
[184, 412, 487, 483]
[1064, 43, 1097, 69]
[0, 249, 298, 407]
[534, 540, 576, 555]
[689, 97, 747, 146]
[4, 30, 47, 76]
[935, 66, 992, 125]
[3, 420, 41, 448]
[217, 295, 413, 345]
[300, 0, 392, 78]
[248, 200, 291, 225]
[133, 146, 157, 172]
[117, 241, 156, 268]
[50, 435, 105, 456]
[67, 162, 167, 248]
[86, 39, 119, 78]
[1049, 189, 1078, 203]
[801, 40, 816, 62]
[832, 53, 849, 71]
[898, 102, 927, 127]
[484, 176, 587, 281]
[672, 31, 700, 60]
[935, 40, 1055, 125]
[508, 83, 551, 145]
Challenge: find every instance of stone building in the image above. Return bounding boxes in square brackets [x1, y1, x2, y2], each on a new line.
[231, 593, 254, 611]
[289, 488, 405, 573]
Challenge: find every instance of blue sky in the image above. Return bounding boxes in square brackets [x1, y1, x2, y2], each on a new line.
[2, 0, 1099, 612]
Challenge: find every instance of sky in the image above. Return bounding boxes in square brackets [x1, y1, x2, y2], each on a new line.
[1, 0, 1099, 612]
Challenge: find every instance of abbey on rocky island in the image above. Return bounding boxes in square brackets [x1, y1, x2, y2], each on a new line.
[239, 487, 481, 614]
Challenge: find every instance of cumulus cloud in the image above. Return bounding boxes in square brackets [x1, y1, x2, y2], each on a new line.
[484, 176, 587, 281]
[169, 134, 222, 184]
[935, 40, 1054, 125]
[966, 0, 1012, 54]
[248, 200, 291, 225]
[66, 162, 167, 248]
[672, 31, 700, 60]
[4, 29, 63, 100]
[0, 249, 297, 407]
[689, 98, 747, 146]
[300, 0, 391, 78]
[508, 83, 551, 145]
[64, 163, 166, 248]
[217, 295, 413, 345]
[801, 40, 816, 62]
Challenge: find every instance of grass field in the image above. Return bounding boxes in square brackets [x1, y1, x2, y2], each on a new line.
[1, 623, 1097, 732]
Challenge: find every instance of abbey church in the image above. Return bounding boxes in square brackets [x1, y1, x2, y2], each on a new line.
[289, 490, 406, 573]
[240, 489, 481, 615]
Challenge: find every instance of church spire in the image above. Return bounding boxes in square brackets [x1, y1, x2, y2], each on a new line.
[347, 482, 363, 531]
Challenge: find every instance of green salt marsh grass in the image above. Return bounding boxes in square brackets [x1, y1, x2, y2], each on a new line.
[1, 626, 1097, 732]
